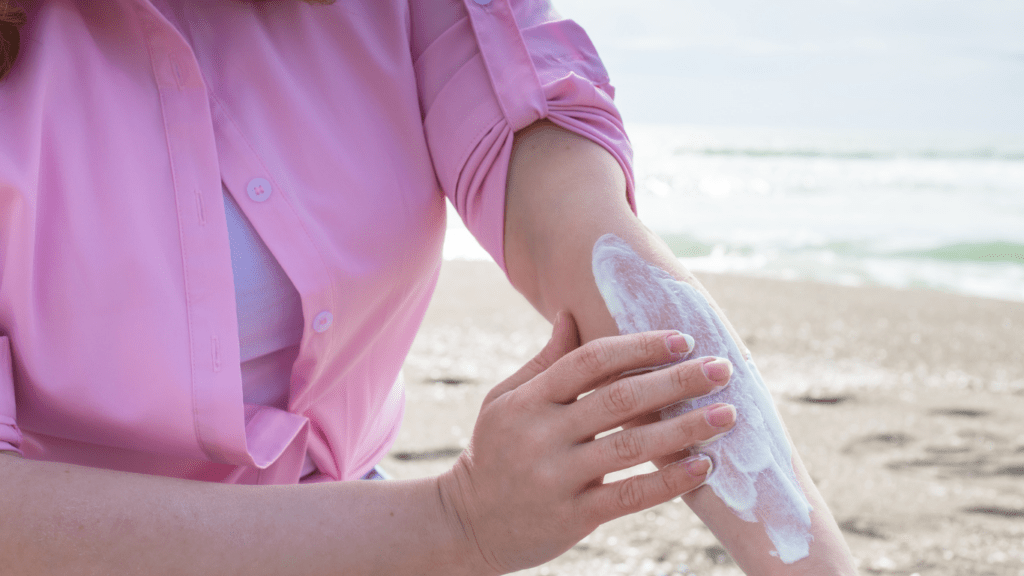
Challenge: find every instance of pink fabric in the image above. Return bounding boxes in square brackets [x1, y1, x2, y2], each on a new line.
[0, 0, 634, 483]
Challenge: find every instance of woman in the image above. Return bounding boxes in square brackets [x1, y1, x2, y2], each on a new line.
[0, 0, 856, 573]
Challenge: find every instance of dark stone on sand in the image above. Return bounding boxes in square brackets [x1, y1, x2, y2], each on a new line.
[955, 429, 1006, 443]
[924, 445, 971, 454]
[797, 394, 851, 405]
[929, 408, 989, 418]
[390, 447, 463, 461]
[842, 432, 915, 455]
[838, 518, 887, 540]
[867, 432, 912, 446]
[703, 544, 732, 565]
[963, 505, 1024, 518]
[886, 453, 988, 476]
[994, 464, 1024, 476]
[430, 377, 471, 385]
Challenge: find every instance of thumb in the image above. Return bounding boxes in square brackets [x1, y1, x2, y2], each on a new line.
[483, 311, 580, 404]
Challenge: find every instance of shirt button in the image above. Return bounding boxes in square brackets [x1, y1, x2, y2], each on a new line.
[472, 0, 492, 4]
[312, 311, 334, 333]
[246, 178, 272, 203]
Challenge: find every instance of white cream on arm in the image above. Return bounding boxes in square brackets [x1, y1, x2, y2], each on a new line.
[592, 234, 813, 563]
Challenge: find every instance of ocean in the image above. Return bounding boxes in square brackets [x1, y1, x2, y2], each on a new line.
[443, 124, 1024, 303]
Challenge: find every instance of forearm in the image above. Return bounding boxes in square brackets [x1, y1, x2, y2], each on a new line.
[0, 454, 484, 576]
[505, 121, 855, 574]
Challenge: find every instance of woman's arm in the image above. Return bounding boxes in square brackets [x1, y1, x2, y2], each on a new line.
[0, 451, 471, 575]
[504, 120, 858, 575]
[0, 326, 733, 575]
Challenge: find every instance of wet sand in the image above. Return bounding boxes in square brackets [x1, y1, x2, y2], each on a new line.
[388, 260, 1024, 575]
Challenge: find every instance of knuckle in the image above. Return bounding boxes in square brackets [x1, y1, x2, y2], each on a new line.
[575, 339, 613, 375]
[673, 415, 702, 444]
[671, 456, 709, 495]
[523, 355, 549, 378]
[611, 431, 645, 464]
[660, 466, 691, 497]
[668, 363, 692, 393]
[638, 332, 664, 359]
[614, 476, 647, 512]
[603, 380, 641, 418]
[532, 462, 561, 492]
[660, 469, 678, 493]
[524, 421, 556, 450]
[502, 387, 532, 414]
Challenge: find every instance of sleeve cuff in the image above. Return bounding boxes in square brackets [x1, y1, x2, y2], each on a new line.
[421, 0, 634, 273]
[0, 417, 23, 455]
[0, 336, 22, 455]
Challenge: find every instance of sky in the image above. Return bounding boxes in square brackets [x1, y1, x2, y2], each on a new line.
[550, 0, 1024, 134]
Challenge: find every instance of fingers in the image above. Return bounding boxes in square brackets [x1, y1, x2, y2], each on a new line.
[575, 400, 733, 524]
[568, 356, 733, 440]
[578, 453, 715, 526]
[483, 311, 581, 405]
[573, 402, 737, 480]
[528, 330, 696, 405]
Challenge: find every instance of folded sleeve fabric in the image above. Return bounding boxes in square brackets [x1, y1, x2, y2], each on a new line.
[412, 0, 636, 272]
[0, 335, 22, 454]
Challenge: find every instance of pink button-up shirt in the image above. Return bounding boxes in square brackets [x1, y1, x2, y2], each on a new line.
[0, 0, 633, 484]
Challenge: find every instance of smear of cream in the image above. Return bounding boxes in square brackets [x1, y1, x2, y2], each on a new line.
[592, 234, 812, 563]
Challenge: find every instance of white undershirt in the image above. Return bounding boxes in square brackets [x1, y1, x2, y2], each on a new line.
[223, 188, 315, 477]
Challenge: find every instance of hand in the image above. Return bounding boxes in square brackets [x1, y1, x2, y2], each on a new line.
[436, 312, 737, 575]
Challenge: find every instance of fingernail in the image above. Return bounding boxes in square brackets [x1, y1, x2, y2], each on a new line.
[666, 332, 695, 356]
[701, 357, 733, 383]
[551, 311, 563, 335]
[706, 384, 727, 396]
[698, 431, 729, 447]
[705, 404, 737, 428]
[683, 454, 712, 477]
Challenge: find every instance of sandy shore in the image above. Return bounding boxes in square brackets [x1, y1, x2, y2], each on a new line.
[388, 260, 1024, 575]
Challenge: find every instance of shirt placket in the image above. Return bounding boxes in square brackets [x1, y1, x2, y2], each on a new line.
[208, 96, 338, 419]
[133, 2, 249, 465]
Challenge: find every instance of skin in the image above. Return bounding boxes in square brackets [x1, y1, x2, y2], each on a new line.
[0, 328, 731, 575]
[503, 120, 858, 574]
[0, 120, 854, 575]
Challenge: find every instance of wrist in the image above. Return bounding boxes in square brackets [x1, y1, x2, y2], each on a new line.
[433, 467, 501, 576]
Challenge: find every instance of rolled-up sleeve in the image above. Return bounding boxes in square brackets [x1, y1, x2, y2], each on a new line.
[0, 336, 22, 454]
[412, 0, 635, 272]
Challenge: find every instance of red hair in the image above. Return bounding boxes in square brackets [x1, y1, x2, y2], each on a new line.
[0, 0, 335, 81]
[0, 0, 26, 81]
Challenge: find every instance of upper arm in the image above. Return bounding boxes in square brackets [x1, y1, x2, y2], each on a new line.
[504, 120, 634, 321]
[502, 120, 753, 353]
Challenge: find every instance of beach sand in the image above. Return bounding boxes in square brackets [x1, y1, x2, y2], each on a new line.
[388, 260, 1024, 575]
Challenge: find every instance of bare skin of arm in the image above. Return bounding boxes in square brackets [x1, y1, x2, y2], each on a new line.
[0, 453, 466, 574]
[504, 120, 858, 575]
[0, 327, 735, 575]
